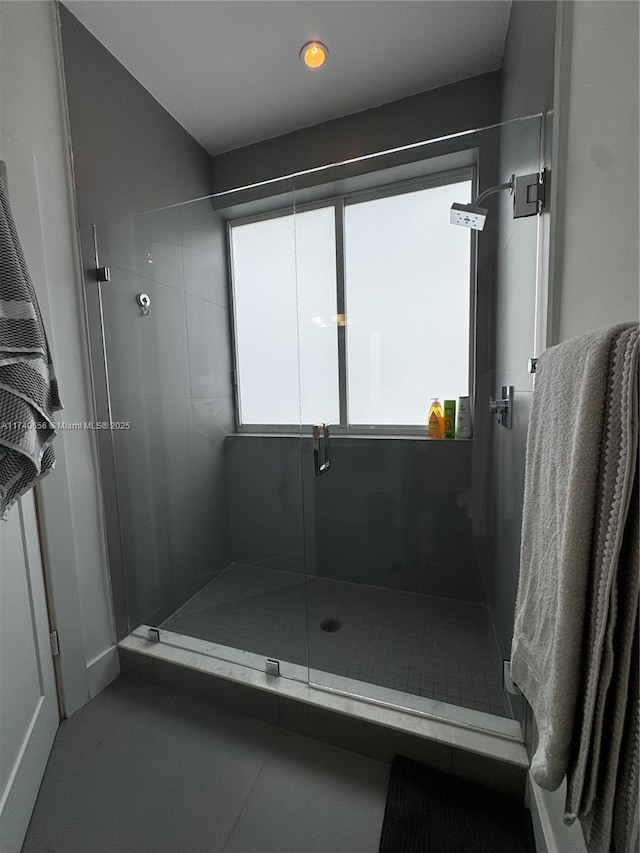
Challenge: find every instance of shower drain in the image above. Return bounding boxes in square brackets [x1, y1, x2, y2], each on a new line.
[320, 618, 341, 633]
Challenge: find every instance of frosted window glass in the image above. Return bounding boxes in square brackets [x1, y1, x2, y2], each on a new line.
[231, 207, 338, 425]
[294, 208, 340, 425]
[344, 181, 472, 426]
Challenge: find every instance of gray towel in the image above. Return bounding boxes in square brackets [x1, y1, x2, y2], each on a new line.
[511, 323, 638, 796]
[0, 175, 62, 517]
[563, 324, 638, 853]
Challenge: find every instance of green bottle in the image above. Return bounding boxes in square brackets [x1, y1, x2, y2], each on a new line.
[444, 400, 456, 438]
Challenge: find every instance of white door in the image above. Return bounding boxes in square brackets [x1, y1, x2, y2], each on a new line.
[0, 490, 59, 852]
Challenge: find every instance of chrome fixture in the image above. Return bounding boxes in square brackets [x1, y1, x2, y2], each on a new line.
[265, 659, 280, 677]
[313, 423, 331, 477]
[451, 170, 548, 231]
[148, 627, 160, 643]
[450, 202, 490, 230]
[528, 357, 538, 374]
[503, 660, 522, 696]
[95, 266, 111, 282]
[136, 293, 151, 316]
[490, 386, 514, 429]
[450, 176, 514, 231]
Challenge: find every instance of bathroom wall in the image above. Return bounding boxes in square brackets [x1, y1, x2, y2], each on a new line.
[58, 7, 234, 634]
[487, 1, 557, 667]
[0, 1, 115, 714]
[58, 5, 212, 223]
[216, 88, 503, 600]
[212, 71, 501, 192]
[226, 436, 484, 601]
[551, 0, 639, 343]
[94, 201, 234, 629]
[500, 1, 557, 123]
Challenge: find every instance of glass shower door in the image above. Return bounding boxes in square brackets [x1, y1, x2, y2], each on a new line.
[91, 181, 312, 681]
[294, 115, 545, 730]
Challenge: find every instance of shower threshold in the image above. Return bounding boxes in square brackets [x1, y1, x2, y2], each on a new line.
[118, 626, 527, 768]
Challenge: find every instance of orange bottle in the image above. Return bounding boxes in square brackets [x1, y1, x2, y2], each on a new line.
[427, 398, 445, 438]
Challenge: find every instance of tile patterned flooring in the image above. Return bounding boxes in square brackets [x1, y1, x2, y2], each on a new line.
[23, 676, 388, 853]
[162, 565, 511, 718]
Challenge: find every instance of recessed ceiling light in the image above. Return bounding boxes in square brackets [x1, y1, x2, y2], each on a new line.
[300, 41, 328, 69]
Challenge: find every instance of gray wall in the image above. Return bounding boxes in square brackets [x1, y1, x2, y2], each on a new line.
[58, 6, 231, 632]
[212, 71, 501, 191]
[551, 0, 639, 343]
[94, 200, 234, 628]
[310, 438, 483, 600]
[480, 2, 557, 668]
[226, 436, 484, 601]
[501, 1, 557, 123]
[59, 4, 212, 224]
[225, 436, 308, 577]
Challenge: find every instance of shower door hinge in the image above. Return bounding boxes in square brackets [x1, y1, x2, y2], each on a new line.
[513, 169, 548, 218]
[95, 266, 111, 283]
[49, 630, 60, 657]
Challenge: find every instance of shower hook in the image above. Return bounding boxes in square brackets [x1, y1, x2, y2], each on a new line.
[136, 293, 151, 316]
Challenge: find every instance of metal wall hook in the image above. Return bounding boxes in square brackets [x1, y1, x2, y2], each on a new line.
[490, 386, 514, 429]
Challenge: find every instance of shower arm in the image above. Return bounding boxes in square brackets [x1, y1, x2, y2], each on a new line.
[473, 175, 515, 206]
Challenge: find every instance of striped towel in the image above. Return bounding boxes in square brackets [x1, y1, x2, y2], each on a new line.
[0, 174, 62, 518]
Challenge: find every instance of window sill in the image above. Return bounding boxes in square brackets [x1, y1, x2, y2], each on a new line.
[229, 432, 473, 442]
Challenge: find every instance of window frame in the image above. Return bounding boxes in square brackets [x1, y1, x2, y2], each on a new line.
[227, 165, 477, 436]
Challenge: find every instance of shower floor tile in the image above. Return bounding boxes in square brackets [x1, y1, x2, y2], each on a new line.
[161, 565, 511, 718]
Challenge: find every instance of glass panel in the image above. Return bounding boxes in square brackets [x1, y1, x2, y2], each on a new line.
[344, 181, 472, 425]
[295, 115, 544, 735]
[93, 179, 311, 681]
[296, 207, 340, 426]
[87, 114, 547, 738]
[231, 206, 338, 426]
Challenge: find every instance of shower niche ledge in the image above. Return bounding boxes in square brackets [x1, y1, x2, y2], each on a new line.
[118, 629, 528, 768]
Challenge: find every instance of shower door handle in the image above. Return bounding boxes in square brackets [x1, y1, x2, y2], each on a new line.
[313, 423, 331, 477]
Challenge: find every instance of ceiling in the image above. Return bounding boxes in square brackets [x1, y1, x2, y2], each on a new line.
[63, 1, 513, 155]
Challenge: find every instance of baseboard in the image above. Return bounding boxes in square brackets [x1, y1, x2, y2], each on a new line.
[526, 774, 587, 853]
[86, 645, 120, 698]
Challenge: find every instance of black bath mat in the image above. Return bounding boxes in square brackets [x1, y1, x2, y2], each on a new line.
[379, 756, 536, 853]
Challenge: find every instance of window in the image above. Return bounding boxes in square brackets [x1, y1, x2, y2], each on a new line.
[229, 174, 473, 430]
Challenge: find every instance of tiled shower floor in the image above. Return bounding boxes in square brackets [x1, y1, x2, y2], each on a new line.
[161, 565, 511, 718]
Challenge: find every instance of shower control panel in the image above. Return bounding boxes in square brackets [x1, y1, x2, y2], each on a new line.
[490, 386, 514, 429]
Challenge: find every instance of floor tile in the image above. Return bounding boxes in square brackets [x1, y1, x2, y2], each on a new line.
[222, 730, 389, 853]
[25, 680, 279, 853]
[35, 675, 146, 801]
[159, 565, 512, 718]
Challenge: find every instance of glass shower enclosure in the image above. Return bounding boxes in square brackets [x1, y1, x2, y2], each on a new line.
[87, 114, 546, 738]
